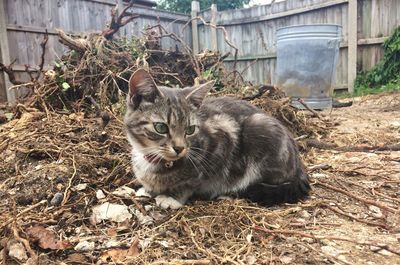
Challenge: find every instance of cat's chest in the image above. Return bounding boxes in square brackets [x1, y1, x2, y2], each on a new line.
[131, 153, 186, 193]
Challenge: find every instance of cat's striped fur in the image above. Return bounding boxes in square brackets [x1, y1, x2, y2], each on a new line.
[124, 69, 310, 209]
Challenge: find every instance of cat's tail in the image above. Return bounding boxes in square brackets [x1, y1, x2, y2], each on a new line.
[239, 167, 311, 206]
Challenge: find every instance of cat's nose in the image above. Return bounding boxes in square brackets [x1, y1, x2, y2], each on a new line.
[173, 146, 185, 155]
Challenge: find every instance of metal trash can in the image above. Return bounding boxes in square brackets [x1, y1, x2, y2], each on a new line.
[276, 24, 342, 109]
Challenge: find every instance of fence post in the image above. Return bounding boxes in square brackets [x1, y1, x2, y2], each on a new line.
[210, 4, 218, 51]
[191, 1, 200, 55]
[347, 0, 357, 93]
[0, 0, 15, 103]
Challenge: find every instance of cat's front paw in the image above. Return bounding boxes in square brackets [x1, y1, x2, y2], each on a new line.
[135, 187, 151, 198]
[155, 195, 183, 209]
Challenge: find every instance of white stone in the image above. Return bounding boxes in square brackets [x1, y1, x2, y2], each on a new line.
[312, 173, 327, 178]
[368, 205, 383, 218]
[103, 239, 121, 248]
[112, 186, 136, 199]
[246, 234, 253, 243]
[91, 202, 132, 223]
[74, 241, 95, 252]
[8, 241, 28, 262]
[156, 240, 169, 248]
[96, 190, 106, 200]
[321, 245, 342, 257]
[144, 205, 153, 211]
[280, 256, 294, 264]
[130, 207, 153, 225]
[74, 183, 88, 191]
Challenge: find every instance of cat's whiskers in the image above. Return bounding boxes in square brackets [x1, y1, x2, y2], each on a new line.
[190, 147, 224, 159]
[188, 149, 218, 177]
[186, 154, 201, 174]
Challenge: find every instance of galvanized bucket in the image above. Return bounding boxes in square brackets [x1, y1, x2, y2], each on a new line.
[276, 24, 342, 109]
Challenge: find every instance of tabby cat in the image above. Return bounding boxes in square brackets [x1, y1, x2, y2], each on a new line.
[124, 69, 310, 209]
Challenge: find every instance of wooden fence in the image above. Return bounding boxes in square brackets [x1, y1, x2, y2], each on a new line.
[196, 0, 400, 92]
[1, 0, 399, 102]
[0, 0, 191, 102]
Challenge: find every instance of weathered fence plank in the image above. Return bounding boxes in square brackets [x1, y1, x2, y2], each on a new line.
[0, 0, 191, 101]
[0, 0, 14, 102]
[1, 0, 399, 102]
[197, 0, 399, 90]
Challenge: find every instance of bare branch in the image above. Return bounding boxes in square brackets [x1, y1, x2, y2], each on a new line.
[35, 30, 49, 80]
[102, 0, 140, 40]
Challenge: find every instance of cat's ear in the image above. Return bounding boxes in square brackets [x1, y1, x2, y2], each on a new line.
[127, 69, 162, 108]
[184, 81, 215, 108]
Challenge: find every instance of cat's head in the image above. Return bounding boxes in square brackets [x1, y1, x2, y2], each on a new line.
[124, 69, 214, 162]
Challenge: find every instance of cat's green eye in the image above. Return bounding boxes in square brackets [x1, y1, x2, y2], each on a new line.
[154, 122, 169, 134]
[186, 125, 196, 135]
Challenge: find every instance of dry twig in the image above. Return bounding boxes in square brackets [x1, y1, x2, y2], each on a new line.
[102, 0, 139, 40]
[1, 200, 47, 231]
[254, 226, 400, 256]
[316, 181, 397, 213]
[11, 224, 38, 264]
[0, 62, 24, 85]
[35, 30, 49, 80]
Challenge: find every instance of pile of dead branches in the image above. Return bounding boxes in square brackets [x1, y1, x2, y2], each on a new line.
[0, 1, 324, 137]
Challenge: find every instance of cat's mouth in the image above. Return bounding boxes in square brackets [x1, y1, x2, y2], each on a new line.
[143, 154, 181, 164]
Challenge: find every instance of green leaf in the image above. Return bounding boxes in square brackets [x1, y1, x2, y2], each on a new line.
[55, 61, 64, 68]
[62, 82, 70, 91]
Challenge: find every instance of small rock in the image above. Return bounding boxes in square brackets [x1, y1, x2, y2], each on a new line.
[321, 245, 342, 257]
[56, 183, 64, 191]
[34, 165, 43, 170]
[286, 237, 297, 242]
[8, 241, 28, 262]
[337, 255, 349, 263]
[389, 121, 400, 129]
[280, 256, 294, 264]
[50, 192, 64, 206]
[131, 207, 153, 225]
[246, 234, 253, 243]
[103, 239, 121, 248]
[74, 241, 95, 252]
[299, 210, 311, 219]
[301, 237, 315, 243]
[91, 202, 132, 223]
[150, 211, 166, 221]
[246, 254, 257, 265]
[96, 190, 106, 200]
[312, 173, 327, 178]
[294, 218, 306, 224]
[74, 183, 88, 191]
[139, 238, 152, 249]
[368, 205, 383, 218]
[144, 205, 153, 211]
[156, 240, 169, 248]
[370, 246, 393, 256]
[112, 186, 136, 199]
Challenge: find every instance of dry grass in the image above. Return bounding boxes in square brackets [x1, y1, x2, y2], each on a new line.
[0, 93, 399, 265]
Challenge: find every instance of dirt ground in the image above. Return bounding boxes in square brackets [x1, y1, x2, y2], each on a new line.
[0, 92, 399, 264]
